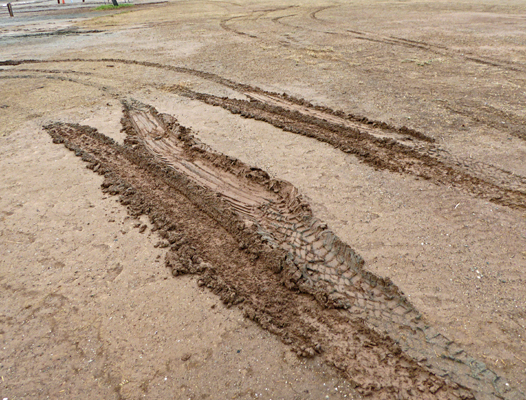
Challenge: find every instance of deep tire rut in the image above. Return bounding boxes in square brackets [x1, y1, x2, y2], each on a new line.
[3, 58, 526, 208]
[176, 87, 526, 210]
[43, 100, 523, 400]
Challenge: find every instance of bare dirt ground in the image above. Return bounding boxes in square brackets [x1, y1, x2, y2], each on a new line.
[1, 0, 526, 399]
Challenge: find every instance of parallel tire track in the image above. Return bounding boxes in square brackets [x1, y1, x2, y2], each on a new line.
[41, 120, 466, 399]
[3, 58, 525, 210]
[44, 101, 523, 399]
[176, 88, 526, 210]
[304, 6, 526, 74]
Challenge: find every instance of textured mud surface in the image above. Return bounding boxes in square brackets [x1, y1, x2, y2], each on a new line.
[4, 57, 525, 211]
[183, 88, 526, 210]
[3, 1, 526, 398]
[44, 101, 520, 399]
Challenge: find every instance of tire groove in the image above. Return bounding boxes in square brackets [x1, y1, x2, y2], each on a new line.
[44, 100, 522, 399]
[43, 117, 484, 399]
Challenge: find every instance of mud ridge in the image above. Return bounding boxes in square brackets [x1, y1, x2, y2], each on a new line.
[244, 91, 435, 143]
[5, 57, 524, 143]
[42, 121, 464, 399]
[4, 58, 526, 206]
[168, 87, 526, 210]
[0, 57, 442, 141]
[43, 101, 522, 399]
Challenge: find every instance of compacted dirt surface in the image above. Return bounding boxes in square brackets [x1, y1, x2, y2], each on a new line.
[1, 1, 526, 399]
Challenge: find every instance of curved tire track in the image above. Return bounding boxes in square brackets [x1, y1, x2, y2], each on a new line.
[305, 6, 526, 74]
[3, 58, 525, 209]
[219, 6, 297, 39]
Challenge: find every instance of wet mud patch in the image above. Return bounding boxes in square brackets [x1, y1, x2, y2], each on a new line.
[3, 58, 526, 211]
[43, 101, 522, 399]
[175, 87, 526, 211]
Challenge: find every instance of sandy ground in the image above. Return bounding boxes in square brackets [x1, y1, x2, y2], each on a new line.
[1, 0, 526, 399]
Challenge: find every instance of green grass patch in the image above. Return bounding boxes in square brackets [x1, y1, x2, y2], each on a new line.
[94, 3, 134, 10]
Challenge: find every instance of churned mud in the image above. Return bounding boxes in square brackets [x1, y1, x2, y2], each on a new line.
[43, 101, 521, 399]
[178, 88, 526, 210]
[3, 1, 526, 397]
[4, 57, 525, 210]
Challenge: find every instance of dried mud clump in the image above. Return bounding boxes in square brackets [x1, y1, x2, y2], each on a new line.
[43, 100, 521, 400]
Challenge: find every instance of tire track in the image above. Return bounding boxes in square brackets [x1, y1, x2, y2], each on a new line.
[0, 58, 253, 94]
[0, 58, 438, 143]
[304, 6, 526, 74]
[174, 87, 526, 210]
[5, 56, 521, 392]
[0, 73, 113, 93]
[437, 99, 526, 141]
[345, 29, 526, 73]
[219, 6, 297, 39]
[220, 14, 259, 39]
[261, 5, 526, 74]
[215, 7, 526, 139]
[42, 101, 523, 399]
[3, 58, 525, 208]
[241, 91, 526, 192]
[309, 5, 338, 21]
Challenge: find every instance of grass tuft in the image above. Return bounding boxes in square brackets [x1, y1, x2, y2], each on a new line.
[94, 4, 134, 10]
